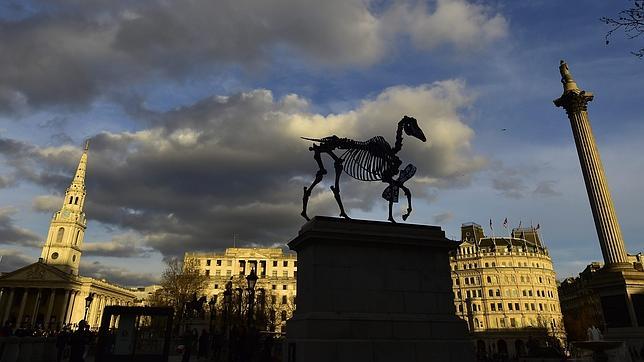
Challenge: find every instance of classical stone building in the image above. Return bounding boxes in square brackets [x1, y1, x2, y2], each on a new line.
[185, 247, 297, 330]
[0, 142, 135, 331]
[450, 222, 565, 358]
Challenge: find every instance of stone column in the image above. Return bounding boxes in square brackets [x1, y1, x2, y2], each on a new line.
[554, 61, 630, 270]
[2, 288, 15, 324]
[30, 288, 42, 327]
[16, 289, 28, 327]
[65, 291, 78, 324]
[44, 289, 56, 329]
[58, 289, 71, 327]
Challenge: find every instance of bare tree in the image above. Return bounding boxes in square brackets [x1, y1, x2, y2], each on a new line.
[156, 257, 209, 330]
[601, 0, 644, 58]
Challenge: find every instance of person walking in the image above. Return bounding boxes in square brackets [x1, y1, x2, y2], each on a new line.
[69, 320, 92, 362]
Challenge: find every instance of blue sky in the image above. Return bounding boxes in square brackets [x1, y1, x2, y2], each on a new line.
[0, 0, 642, 286]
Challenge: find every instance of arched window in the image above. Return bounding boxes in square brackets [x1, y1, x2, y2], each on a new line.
[69, 196, 73, 204]
[74, 230, 81, 245]
[487, 276, 492, 283]
[56, 227, 64, 243]
[485, 263, 489, 267]
[74, 197, 79, 205]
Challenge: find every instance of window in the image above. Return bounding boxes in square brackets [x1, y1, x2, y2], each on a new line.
[227, 260, 232, 266]
[283, 261, 288, 267]
[69, 196, 73, 204]
[74, 230, 81, 245]
[488, 289, 494, 297]
[272, 271, 277, 277]
[272, 285, 276, 290]
[528, 290, 533, 297]
[206, 260, 211, 266]
[455, 279, 460, 285]
[497, 303, 503, 310]
[214, 284, 219, 289]
[458, 304, 463, 312]
[522, 290, 527, 297]
[530, 303, 535, 311]
[495, 289, 500, 297]
[508, 303, 513, 311]
[72, 255, 76, 262]
[490, 303, 496, 311]
[525, 303, 529, 310]
[217, 260, 222, 266]
[492, 262, 496, 267]
[486, 276, 491, 283]
[74, 197, 78, 205]
[51, 252, 59, 259]
[283, 285, 287, 290]
[510, 318, 516, 327]
[283, 271, 288, 277]
[226, 270, 231, 276]
[216, 270, 221, 276]
[485, 263, 489, 267]
[466, 291, 471, 298]
[294, 261, 298, 267]
[205, 270, 210, 276]
[271, 295, 276, 304]
[465, 278, 469, 285]
[457, 291, 462, 299]
[281, 296, 287, 304]
[514, 303, 519, 310]
[273, 261, 278, 267]
[281, 310, 287, 321]
[56, 227, 65, 243]
[477, 290, 482, 297]
[539, 303, 543, 311]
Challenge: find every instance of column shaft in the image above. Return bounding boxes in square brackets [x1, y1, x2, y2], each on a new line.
[30, 288, 42, 327]
[2, 288, 15, 325]
[16, 289, 28, 327]
[44, 289, 56, 329]
[569, 110, 629, 266]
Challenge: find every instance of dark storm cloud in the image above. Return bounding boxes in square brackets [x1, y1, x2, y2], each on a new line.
[0, 83, 485, 257]
[0, 248, 34, 272]
[0, 208, 41, 248]
[80, 260, 158, 287]
[0, 0, 506, 111]
[83, 234, 153, 258]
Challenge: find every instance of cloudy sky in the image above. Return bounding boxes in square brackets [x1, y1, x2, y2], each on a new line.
[0, 0, 642, 286]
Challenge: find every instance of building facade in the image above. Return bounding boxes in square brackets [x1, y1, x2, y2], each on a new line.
[185, 247, 297, 330]
[0, 142, 135, 331]
[450, 222, 565, 358]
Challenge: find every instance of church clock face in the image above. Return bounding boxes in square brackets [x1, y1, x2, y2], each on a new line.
[62, 210, 71, 219]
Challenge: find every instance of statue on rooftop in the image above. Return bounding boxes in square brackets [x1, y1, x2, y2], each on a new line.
[301, 116, 427, 223]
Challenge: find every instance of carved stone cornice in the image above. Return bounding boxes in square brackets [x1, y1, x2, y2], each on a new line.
[554, 90, 594, 115]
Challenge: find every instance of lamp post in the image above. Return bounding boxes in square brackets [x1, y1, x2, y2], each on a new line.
[208, 294, 217, 333]
[246, 269, 258, 328]
[84, 293, 94, 322]
[223, 279, 233, 362]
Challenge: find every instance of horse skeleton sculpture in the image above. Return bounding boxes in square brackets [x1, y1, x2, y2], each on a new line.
[301, 116, 427, 223]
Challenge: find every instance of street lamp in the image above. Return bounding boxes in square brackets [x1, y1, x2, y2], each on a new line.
[246, 269, 258, 327]
[208, 294, 217, 332]
[84, 293, 94, 321]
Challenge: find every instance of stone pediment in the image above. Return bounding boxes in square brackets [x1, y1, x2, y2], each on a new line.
[0, 262, 75, 283]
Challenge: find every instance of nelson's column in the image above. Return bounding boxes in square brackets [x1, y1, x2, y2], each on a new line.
[554, 60, 630, 271]
[554, 61, 644, 343]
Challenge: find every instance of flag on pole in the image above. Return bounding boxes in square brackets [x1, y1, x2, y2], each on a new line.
[503, 218, 508, 229]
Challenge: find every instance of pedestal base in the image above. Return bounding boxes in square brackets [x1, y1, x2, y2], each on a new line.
[285, 217, 474, 362]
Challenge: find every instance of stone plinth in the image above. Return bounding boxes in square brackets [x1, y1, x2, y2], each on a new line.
[285, 217, 474, 362]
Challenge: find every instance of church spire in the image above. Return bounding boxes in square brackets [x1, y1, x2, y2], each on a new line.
[41, 141, 89, 275]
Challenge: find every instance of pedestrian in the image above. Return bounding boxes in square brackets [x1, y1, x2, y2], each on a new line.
[181, 328, 196, 362]
[69, 320, 92, 362]
[197, 329, 209, 359]
[56, 326, 70, 362]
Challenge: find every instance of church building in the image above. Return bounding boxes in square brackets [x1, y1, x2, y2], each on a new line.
[0, 142, 135, 331]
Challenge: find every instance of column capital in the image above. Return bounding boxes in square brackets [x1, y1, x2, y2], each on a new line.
[554, 90, 594, 115]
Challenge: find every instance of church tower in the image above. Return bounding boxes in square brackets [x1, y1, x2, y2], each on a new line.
[40, 141, 89, 275]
